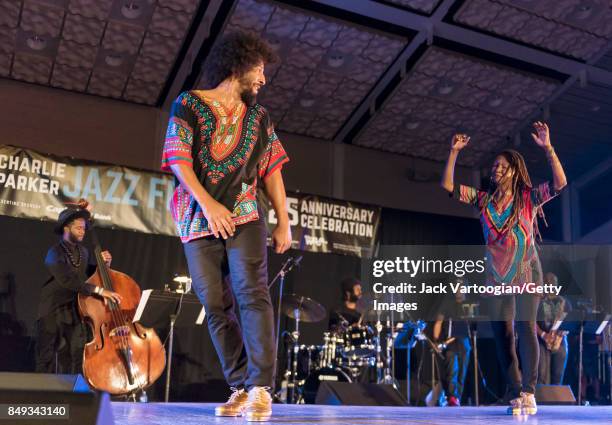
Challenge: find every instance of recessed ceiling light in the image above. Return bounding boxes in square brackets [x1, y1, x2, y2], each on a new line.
[488, 97, 503, 107]
[573, 4, 593, 20]
[437, 83, 454, 95]
[405, 121, 420, 130]
[591, 104, 600, 112]
[121, 2, 142, 19]
[26, 35, 47, 51]
[327, 53, 345, 68]
[105, 54, 123, 67]
[299, 97, 315, 108]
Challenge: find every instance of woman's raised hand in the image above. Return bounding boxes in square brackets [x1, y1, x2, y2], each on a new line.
[451, 133, 470, 151]
[531, 121, 551, 148]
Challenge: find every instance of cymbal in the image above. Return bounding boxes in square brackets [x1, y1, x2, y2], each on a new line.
[281, 294, 326, 323]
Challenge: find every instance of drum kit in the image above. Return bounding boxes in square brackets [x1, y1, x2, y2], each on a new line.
[279, 293, 425, 404]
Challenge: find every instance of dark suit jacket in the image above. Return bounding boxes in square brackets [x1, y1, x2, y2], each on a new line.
[37, 241, 98, 319]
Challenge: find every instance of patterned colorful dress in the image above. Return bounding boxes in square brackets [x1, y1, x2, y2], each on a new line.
[162, 91, 289, 243]
[454, 182, 559, 287]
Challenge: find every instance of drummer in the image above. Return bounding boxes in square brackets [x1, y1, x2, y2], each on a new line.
[328, 277, 378, 385]
[328, 277, 363, 331]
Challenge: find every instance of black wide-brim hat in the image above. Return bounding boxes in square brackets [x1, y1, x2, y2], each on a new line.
[54, 207, 91, 234]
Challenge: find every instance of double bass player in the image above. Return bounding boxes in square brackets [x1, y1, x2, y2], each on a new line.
[36, 200, 121, 374]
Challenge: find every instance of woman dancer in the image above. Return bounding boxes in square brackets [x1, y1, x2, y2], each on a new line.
[441, 122, 567, 415]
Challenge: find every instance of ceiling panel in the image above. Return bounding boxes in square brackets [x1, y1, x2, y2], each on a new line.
[0, 0, 202, 105]
[0, 0, 608, 179]
[354, 46, 559, 166]
[454, 0, 612, 61]
[595, 51, 612, 71]
[381, 0, 443, 14]
[197, 0, 408, 140]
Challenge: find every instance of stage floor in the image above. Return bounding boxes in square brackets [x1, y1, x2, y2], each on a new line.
[111, 402, 612, 425]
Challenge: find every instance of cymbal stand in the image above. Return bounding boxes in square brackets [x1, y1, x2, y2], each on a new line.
[383, 317, 396, 385]
[374, 311, 384, 383]
[287, 308, 301, 404]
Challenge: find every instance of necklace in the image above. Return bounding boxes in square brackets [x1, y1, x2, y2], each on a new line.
[60, 240, 82, 268]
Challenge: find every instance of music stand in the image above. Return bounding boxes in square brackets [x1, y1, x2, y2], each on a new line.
[394, 321, 425, 405]
[133, 290, 206, 402]
[459, 315, 490, 407]
[557, 311, 610, 405]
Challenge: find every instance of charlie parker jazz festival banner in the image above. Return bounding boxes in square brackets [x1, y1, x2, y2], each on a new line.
[0, 145, 380, 257]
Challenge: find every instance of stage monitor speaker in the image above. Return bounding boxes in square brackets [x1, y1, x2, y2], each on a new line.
[0, 372, 114, 425]
[535, 384, 576, 405]
[315, 382, 407, 406]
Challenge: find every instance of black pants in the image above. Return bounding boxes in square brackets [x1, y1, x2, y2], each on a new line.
[537, 336, 568, 385]
[440, 337, 471, 399]
[35, 303, 86, 375]
[184, 217, 275, 390]
[489, 294, 540, 397]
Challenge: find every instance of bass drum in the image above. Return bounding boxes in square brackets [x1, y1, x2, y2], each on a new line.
[302, 367, 352, 404]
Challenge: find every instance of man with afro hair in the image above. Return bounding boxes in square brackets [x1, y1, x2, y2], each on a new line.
[162, 31, 291, 421]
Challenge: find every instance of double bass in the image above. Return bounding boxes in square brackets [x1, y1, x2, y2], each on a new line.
[78, 223, 166, 395]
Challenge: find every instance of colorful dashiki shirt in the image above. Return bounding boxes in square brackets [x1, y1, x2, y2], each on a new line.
[454, 182, 559, 287]
[162, 91, 289, 243]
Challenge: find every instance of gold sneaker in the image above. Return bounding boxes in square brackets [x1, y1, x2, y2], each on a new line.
[244, 386, 272, 422]
[506, 395, 523, 415]
[521, 392, 537, 415]
[215, 387, 248, 417]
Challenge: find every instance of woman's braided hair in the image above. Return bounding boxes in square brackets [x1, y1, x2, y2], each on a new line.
[480, 149, 546, 240]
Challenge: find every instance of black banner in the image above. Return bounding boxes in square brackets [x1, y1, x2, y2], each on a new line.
[266, 193, 381, 257]
[0, 145, 176, 235]
[0, 146, 381, 257]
